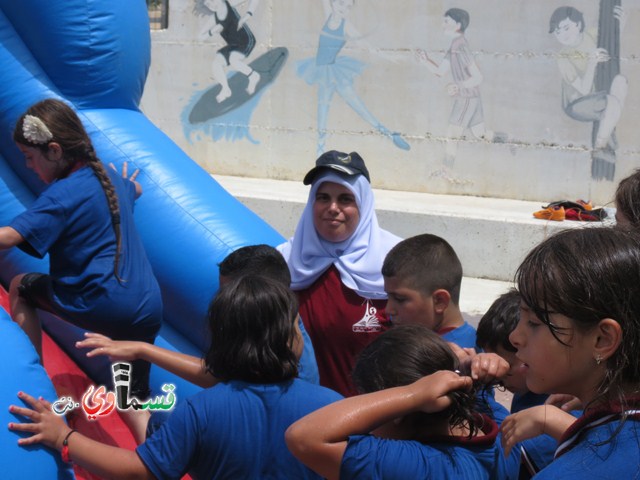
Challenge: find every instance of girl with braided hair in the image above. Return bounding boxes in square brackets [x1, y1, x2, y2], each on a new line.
[0, 98, 162, 442]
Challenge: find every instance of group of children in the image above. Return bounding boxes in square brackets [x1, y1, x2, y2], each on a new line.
[4, 98, 640, 479]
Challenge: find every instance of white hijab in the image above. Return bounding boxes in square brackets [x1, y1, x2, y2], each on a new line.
[278, 171, 401, 299]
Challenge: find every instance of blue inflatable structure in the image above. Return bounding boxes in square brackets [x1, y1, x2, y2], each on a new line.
[0, 1, 284, 475]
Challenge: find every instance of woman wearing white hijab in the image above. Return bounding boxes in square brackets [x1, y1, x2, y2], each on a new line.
[278, 151, 401, 396]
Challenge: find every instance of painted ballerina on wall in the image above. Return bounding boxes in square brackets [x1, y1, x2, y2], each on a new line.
[416, 8, 504, 167]
[549, 3, 627, 181]
[194, 0, 261, 103]
[296, 0, 410, 155]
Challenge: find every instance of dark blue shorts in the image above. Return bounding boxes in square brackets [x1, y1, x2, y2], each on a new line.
[18, 272, 153, 399]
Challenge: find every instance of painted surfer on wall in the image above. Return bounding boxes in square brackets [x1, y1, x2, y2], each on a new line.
[416, 8, 504, 167]
[296, 0, 410, 155]
[183, 0, 288, 143]
[549, 3, 627, 181]
[195, 0, 261, 103]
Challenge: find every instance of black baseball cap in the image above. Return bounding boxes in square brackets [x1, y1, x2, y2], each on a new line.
[303, 150, 370, 185]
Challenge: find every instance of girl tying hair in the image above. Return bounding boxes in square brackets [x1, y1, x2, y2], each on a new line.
[500, 227, 640, 478]
[0, 98, 162, 442]
[9, 274, 341, 479]
[286, 324, 503, 479]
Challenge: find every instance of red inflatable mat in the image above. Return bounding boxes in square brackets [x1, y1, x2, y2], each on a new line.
[1, 285, 191, 480]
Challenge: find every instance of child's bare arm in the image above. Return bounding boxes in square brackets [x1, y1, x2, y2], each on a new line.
[500, 405, 575, 457]
[0, 226, 24, 249]
[9, 392, 153, 479]
[286, 371, 472, 480]
[77, 333, 218, 389]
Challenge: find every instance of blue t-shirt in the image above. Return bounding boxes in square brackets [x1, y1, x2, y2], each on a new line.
[10, 166, 162, 339]
[137, 379, 343, 479]
[511, 391, 549, 413]
[340, 415, 499, 479]
[535, 416, 640, 479]
[478, 389, 521, 480]
[297, 317, 319, 384]
[441, 321, 477, 349]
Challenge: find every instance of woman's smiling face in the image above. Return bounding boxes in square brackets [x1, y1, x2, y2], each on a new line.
[313, 181, 360, 243]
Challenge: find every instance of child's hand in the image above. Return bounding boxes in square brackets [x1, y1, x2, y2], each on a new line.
[109, 161, 139, 182]
[446, 342, 476, 370]
[545, 393, 582, 412]
[469, 352, 509, 384]
[76, 332, 142, 362]
[500, 405, 547, 457]
[8, 391, 72, 450]
[411, 370, 473, 414]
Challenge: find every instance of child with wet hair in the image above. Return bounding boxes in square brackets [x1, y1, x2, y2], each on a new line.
[287, 324, 506, 479]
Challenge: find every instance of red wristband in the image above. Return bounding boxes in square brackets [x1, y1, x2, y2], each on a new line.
[61, 429, 77, 464]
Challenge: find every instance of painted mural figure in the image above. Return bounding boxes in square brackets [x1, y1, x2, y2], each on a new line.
[549, 4, 627, 181]
[416, 8, 502, 166]
[296, 0, 410, 155]
[194, 0, 261, 103]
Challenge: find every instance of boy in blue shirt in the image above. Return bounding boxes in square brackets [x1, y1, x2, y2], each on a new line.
[381, 233, 477, 348]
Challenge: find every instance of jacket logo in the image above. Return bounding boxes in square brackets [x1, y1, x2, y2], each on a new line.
[352, 300, 383, 333]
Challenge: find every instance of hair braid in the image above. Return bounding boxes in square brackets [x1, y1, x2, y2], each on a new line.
[85, 146, 124, 283]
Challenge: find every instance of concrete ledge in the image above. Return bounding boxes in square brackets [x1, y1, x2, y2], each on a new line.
[213, 175, 610, 282]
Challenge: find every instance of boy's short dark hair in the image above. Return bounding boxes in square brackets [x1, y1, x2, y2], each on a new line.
[549, 6, 584, 34]
[382, 234, 463, 305]
[476, 289, 520, 353]
[218, 244, 291, 287]
[445, 8, 470, 33]
[205, 274, 299, 383]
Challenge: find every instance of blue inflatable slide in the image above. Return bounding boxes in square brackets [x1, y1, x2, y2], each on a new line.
[0, 1, 284, 476]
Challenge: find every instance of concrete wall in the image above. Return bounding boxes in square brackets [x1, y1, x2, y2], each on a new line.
[140, 0, 639, 205]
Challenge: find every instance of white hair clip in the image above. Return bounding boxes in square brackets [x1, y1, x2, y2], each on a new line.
[22, 114, 53, 144]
